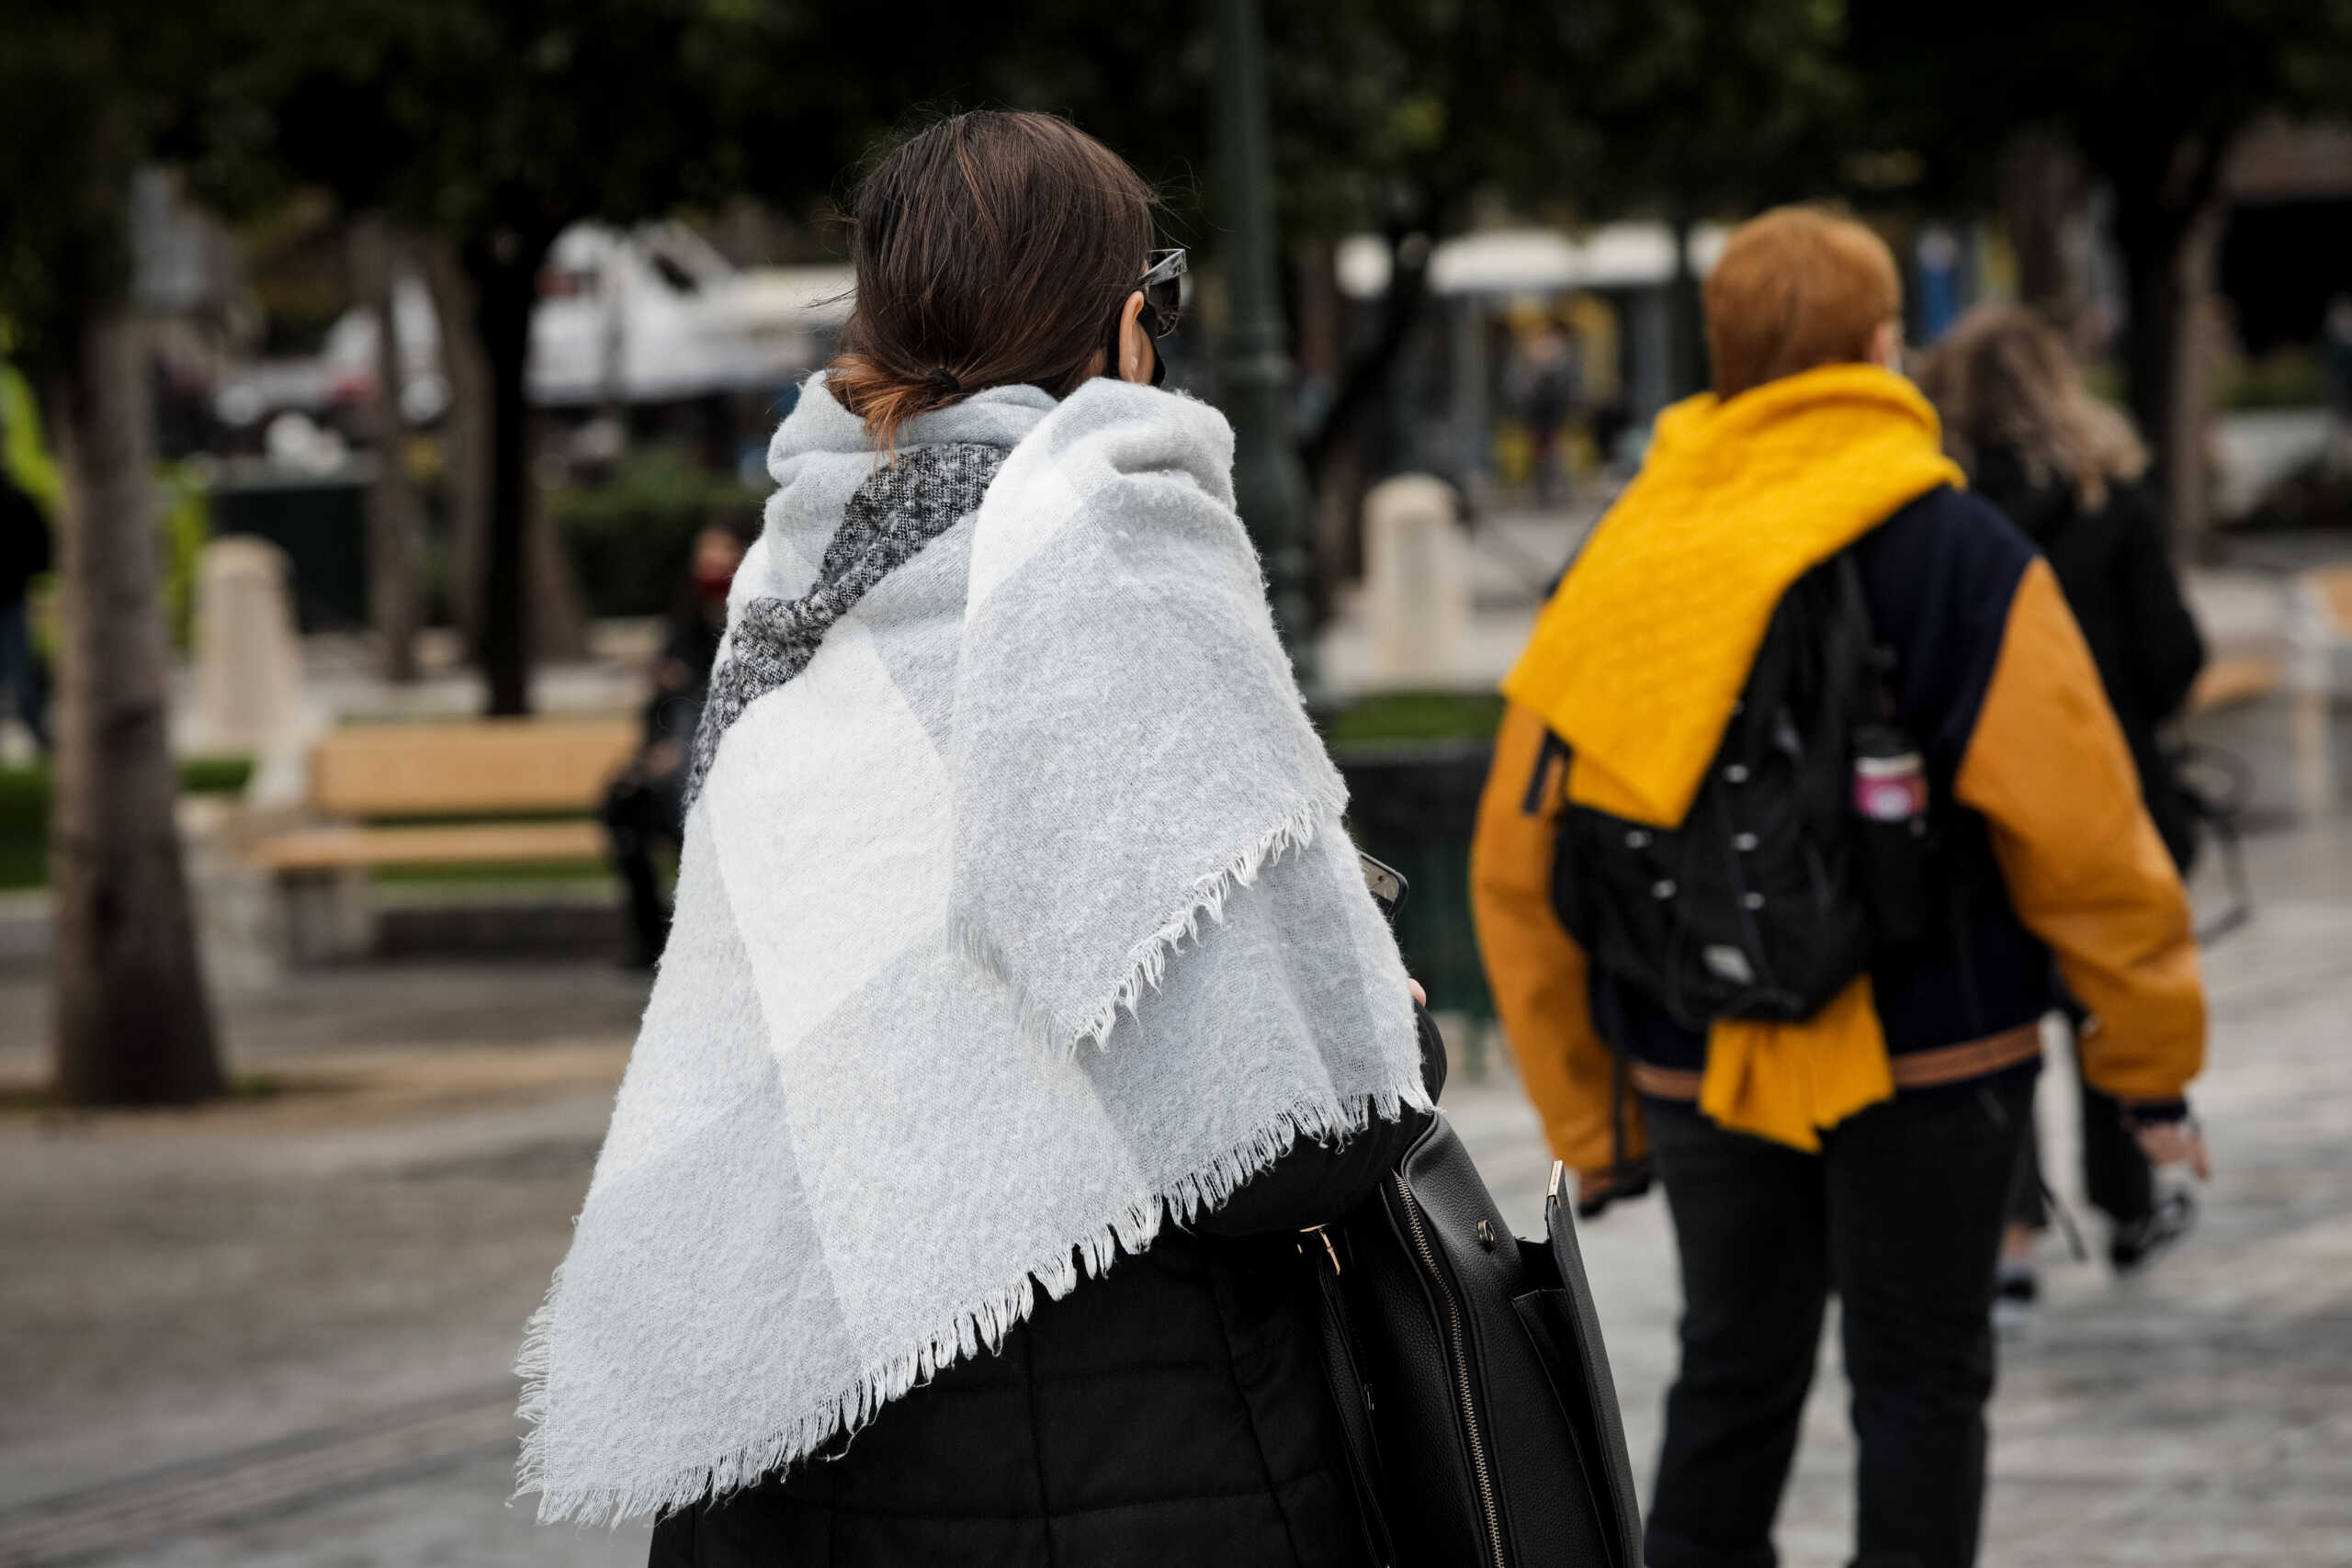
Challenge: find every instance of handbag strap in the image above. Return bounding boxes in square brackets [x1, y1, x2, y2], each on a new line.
[1303, 1225, 1396, 1568]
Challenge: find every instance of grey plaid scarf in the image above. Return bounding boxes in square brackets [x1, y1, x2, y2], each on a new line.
[517, 375, 1429, 1525]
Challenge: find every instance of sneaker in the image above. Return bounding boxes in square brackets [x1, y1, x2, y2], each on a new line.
[1994, 1259, 2039, 1338]
[2109, 1189, 2196, 1273]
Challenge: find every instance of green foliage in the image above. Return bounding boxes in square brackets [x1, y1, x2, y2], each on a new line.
[1846, 0, 2352, 210]
[1550, 0, 1855, 220]
[554, 446, 763, 618]
[0, 12, 110, 367]
[1248, 0, 1851, 242]
[1325, 691, 1507, 750]
[2218, 349, 2329, 411]
[203, 0, 811, 252]
[158, 464, 210, 648]
[1846, 0, 2352, 456]
[179, 756, 257, 794]
[0, 769, 46, 890]
[0, 758, 252, 889]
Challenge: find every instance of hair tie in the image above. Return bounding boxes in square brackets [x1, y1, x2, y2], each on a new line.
[928, 367, 961, 394]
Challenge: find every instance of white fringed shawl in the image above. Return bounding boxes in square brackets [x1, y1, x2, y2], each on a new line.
[517, 375, 1427, 1524]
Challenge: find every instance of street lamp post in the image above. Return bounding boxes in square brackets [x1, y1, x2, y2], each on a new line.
[1214, 0, 1315, 682]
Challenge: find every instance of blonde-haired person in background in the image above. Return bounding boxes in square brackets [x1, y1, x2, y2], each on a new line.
[1471, 209, 2208, 1568]
[1918, 307, 2211, 1319]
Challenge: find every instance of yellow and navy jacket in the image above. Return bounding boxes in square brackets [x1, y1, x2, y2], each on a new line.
[1471, 371, 2205, 1196]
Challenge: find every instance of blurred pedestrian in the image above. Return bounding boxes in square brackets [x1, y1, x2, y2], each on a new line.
[1471, 208, 2209, 1568]
[521, 110, 1440, 1565]
[0, 362, 58, 754]
[600, 523, 744, 968]
[1919, 306, 2210, 1311]
[2324, 294, 2352, 453]
[1920, 305, 2205, 870]
[1505, 315, 1580, 504]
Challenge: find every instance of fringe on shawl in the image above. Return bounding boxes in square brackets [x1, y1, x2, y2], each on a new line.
[950, 783, 1351, 1058]
[514, 1069, 1433, 1527]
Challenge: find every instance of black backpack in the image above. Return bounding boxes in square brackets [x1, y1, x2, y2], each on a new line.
[1535, 551, 1932, 1029]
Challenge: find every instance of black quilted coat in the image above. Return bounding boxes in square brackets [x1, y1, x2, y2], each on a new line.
[649, 1010, 1447, 1568]
[1973, 448, 2207, 870]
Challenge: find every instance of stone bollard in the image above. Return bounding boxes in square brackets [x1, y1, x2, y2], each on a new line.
[178, 793, 285, 993]
[185, 538, 331, 984]
[191, 538, 310, 781]
[1362, 474, 1471, 687]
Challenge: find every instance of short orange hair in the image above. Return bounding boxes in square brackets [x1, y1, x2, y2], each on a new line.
[1703, 208, 1902, 400]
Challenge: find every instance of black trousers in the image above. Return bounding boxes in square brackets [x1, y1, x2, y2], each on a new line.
[601, 761, 685, 965]
[1643, 1080, 2030, 1568]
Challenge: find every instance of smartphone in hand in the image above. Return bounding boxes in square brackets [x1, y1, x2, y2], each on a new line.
[1359, 852, 1409, 921]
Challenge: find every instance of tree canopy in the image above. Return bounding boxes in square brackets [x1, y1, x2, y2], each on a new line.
[1846, 0, 2352, 505]
[0, 2, 232, 367]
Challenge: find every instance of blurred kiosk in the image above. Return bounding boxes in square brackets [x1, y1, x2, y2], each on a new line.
[1363, 474, 1471, 686]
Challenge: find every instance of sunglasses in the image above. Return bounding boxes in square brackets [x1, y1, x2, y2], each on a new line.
[1136, 248, 1188, 339]
[1112, 248, 1187, 388]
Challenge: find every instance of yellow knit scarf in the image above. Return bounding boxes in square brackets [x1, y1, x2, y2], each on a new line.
[1502, 364, 1966, 1150]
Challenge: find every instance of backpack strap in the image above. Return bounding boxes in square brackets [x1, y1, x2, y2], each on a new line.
[1833, 549, 1898, 708]
[1522, 728, 1572, 816]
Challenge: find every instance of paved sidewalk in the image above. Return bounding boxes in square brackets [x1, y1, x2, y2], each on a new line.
[2, 818, 2347, 1565]
[0, 964, 656, 1568]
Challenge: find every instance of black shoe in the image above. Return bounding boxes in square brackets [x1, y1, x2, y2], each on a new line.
[2109, 1189, 2195, 1272]
[1994, 1259, 2039, 1337]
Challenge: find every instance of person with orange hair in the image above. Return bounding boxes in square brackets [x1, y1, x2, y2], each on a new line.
[1471, 208, 2208, 1568]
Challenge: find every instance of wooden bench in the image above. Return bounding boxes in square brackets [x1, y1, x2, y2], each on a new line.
[2186, 653, 2283, 717]
[251, 717, 638, 959]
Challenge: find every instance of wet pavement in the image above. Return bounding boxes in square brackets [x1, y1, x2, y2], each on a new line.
[2, 812, 2348, 1566]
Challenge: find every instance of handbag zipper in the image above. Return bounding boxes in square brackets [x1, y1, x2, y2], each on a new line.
[1395, 1171, 1509, 1568]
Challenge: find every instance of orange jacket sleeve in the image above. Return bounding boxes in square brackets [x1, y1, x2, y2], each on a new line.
[1470, 699, 1645, 1192]
[1956, 558, 2207, 1102]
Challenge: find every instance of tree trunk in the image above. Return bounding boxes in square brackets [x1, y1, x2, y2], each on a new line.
[469, 243, 546, 716]
[526, 451, 590, 663]
[420, 239, 492, 655]
[2114, 182, 2225, 548]
[1291, 243, 1356, 608]
[1300, 220, 1438, 479]
[1999, 130, 2091, 329]
[351, 218, 424, 682]
[2165, 205, 2225, 550]
[1311, 428, 1368, 610]
[1666, 211, 1708, 400]
[447, 233, 588, 715]
[2108, 125, 2233, 540]
[47, 310, 224, 1106]
[2117, 206, 2183, 491]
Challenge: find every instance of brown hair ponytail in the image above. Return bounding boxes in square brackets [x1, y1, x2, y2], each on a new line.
[828, 111, 1157, 451]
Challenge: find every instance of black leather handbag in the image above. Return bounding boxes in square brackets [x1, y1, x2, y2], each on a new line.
[1304, 1113, 1643, 1568]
